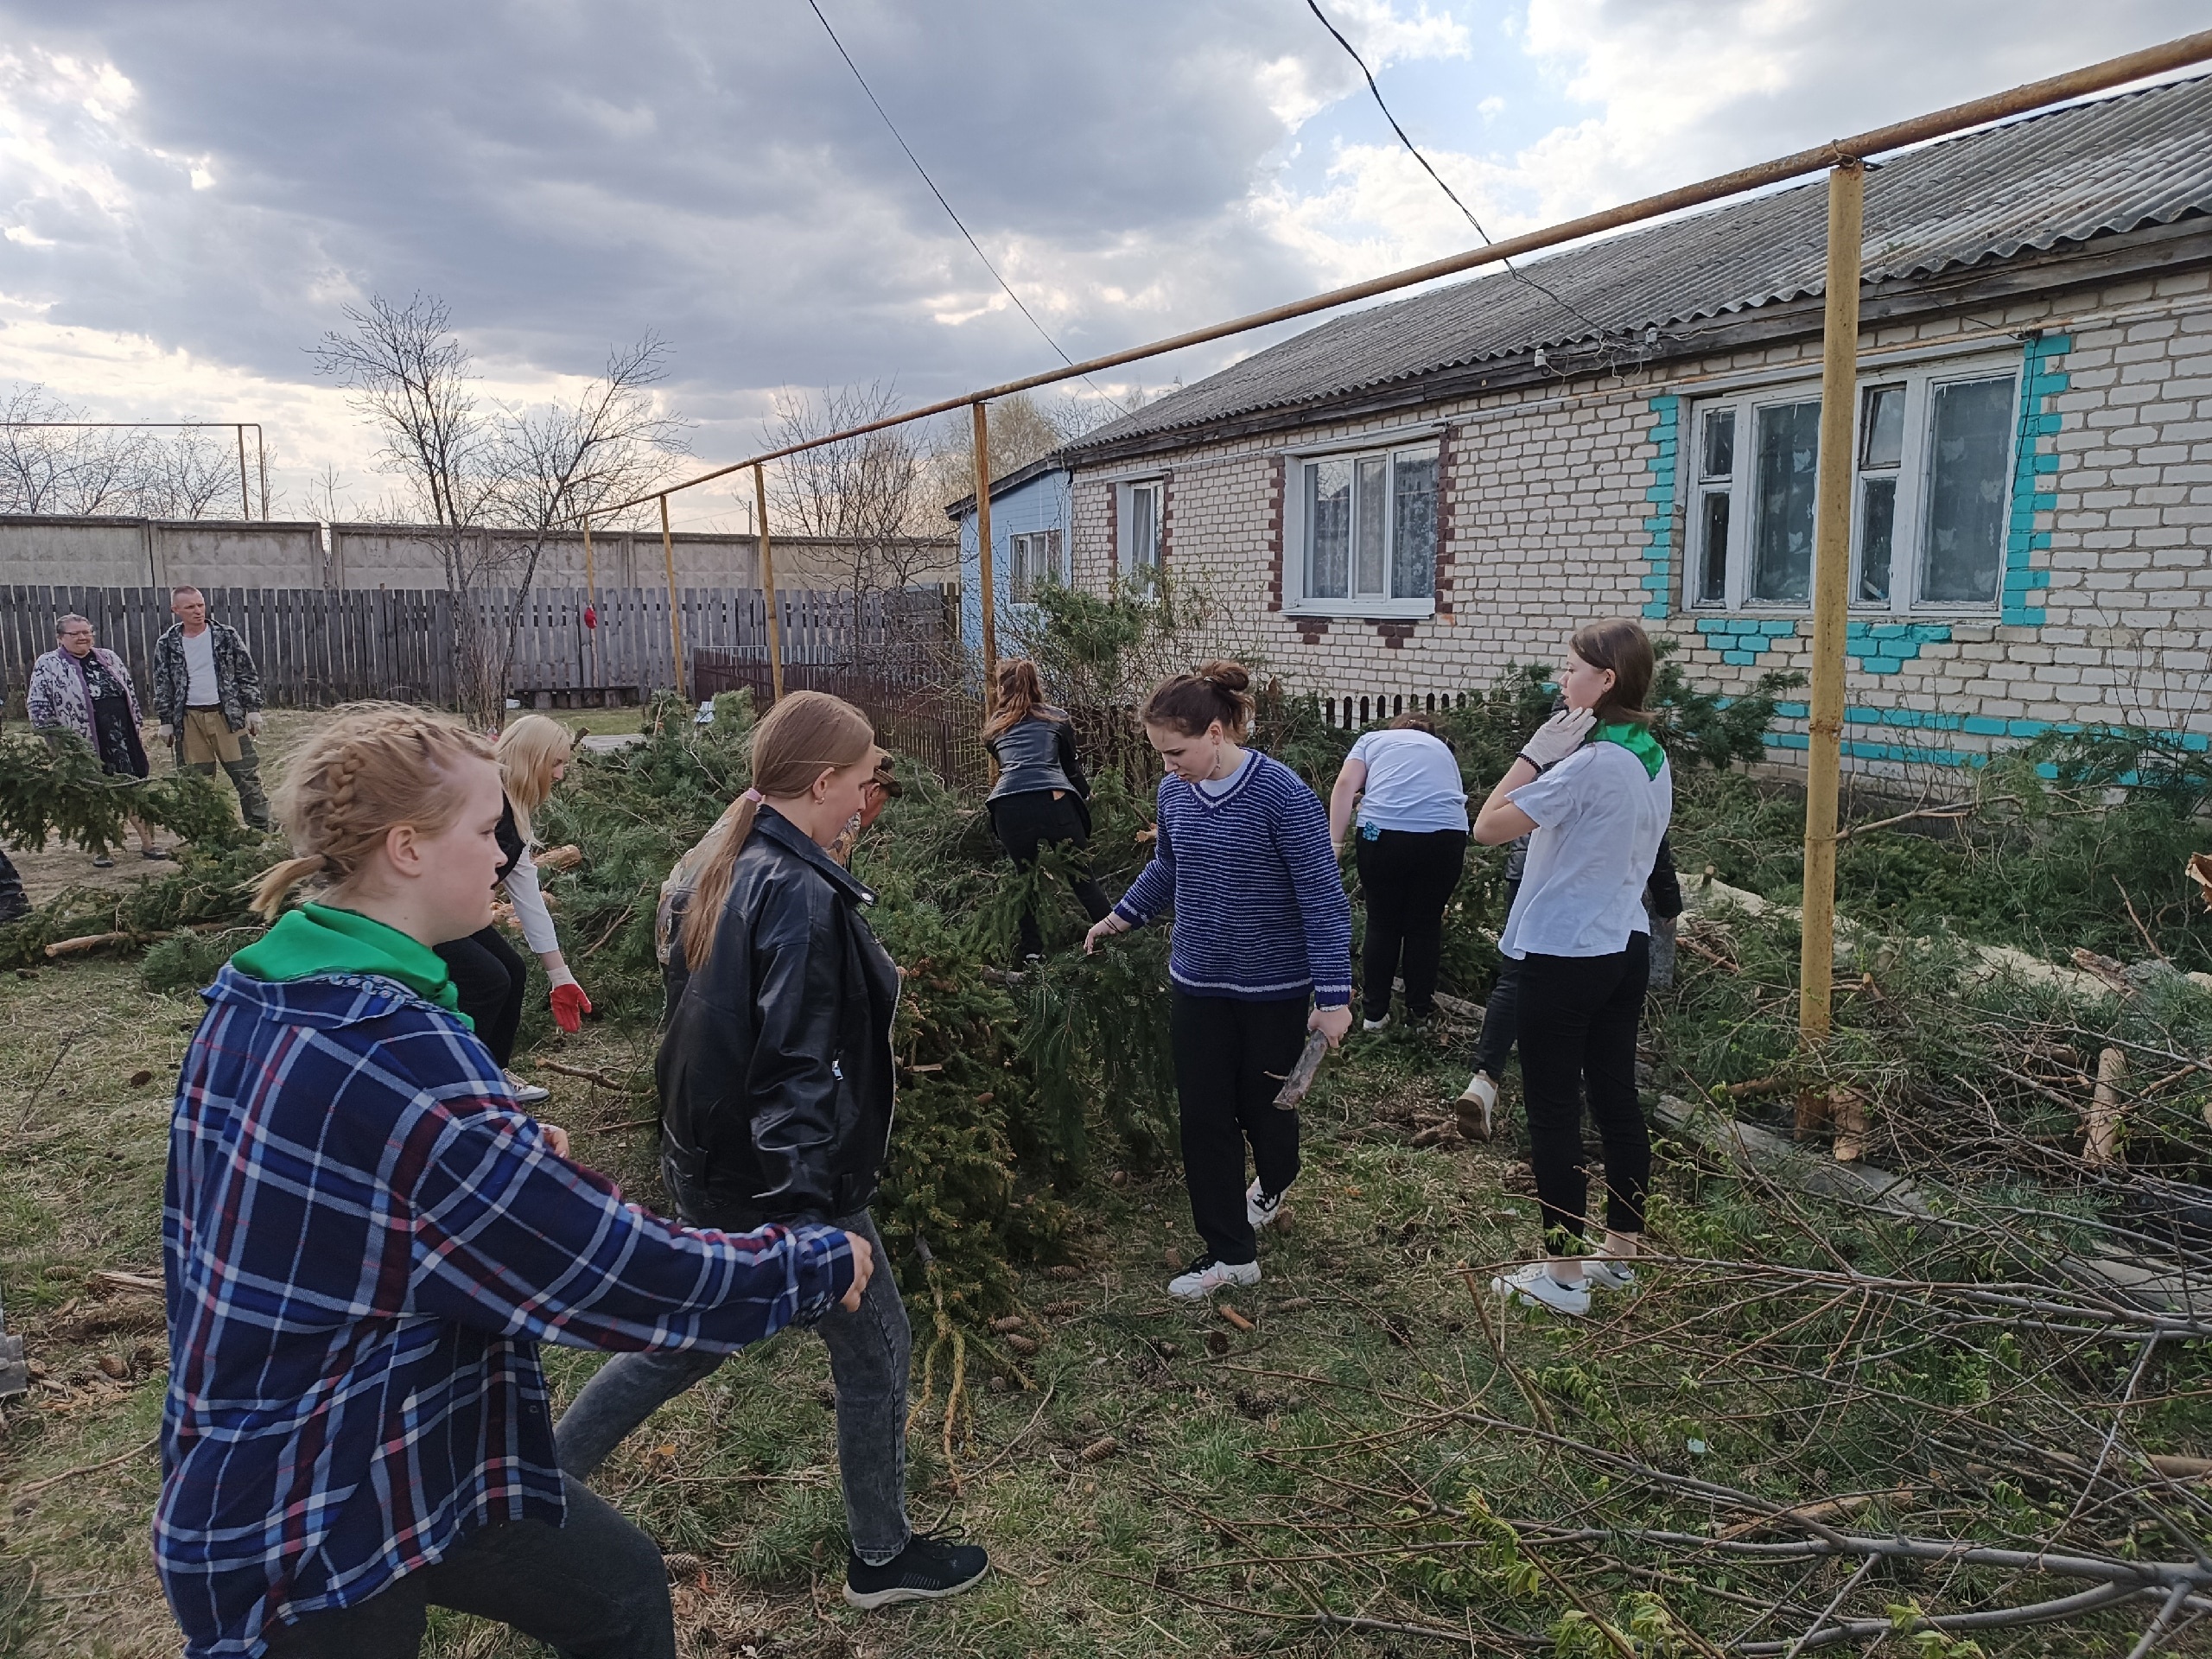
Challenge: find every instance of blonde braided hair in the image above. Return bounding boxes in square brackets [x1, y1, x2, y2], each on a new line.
[252, 702, 497, 918]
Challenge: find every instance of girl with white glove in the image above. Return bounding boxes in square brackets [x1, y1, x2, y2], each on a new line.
[434, 714, 594, 1103]
[1471, 620, 1672, 1319]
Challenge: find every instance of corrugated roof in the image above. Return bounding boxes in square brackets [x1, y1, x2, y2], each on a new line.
[1071, 74, 2212, 452]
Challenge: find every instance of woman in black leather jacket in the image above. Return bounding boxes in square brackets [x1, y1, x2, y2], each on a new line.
[555, 690, 990, 1611]
[982, 658, 1111, 958]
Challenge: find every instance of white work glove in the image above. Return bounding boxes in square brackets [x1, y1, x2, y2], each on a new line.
[245, 712, 264, 737]
[1518, 707, 1595, 771]
[547, 964, 580, 991]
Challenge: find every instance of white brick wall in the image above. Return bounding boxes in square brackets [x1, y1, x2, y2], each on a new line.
[1071, 265, 2212, 773]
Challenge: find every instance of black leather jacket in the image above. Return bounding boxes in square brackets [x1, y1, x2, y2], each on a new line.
[657, 806, 899, 1224]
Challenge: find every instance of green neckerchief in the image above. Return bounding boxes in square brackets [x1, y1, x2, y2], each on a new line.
[229, 902, 468, 1021]
[1592, 721, 1666, 779]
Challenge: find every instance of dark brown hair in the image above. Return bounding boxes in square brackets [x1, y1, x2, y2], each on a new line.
[1569, 618, 1656, 727]
[1141, 659, 1253, 739]
[982, 658, 1063, 740]
[1389, 712, 1440, 734]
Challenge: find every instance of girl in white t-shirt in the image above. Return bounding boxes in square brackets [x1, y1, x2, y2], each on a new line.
[1471, 620, 1672, 1319]
[1327, 715, 1469, 1030]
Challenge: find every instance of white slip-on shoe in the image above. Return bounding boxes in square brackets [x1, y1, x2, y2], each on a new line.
[1583, 1257, 1637, 1292]
[1492, 1262, 1590, 1318]
[1456, 1071, 1498, 1140]
[1247, 1179, 1287, 1230]
[1167, 1253, 1261, 1300]
[1363, 1013, 1392, 1032]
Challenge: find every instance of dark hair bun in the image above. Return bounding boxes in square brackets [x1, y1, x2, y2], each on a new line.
[1197, 660, 1250, 693]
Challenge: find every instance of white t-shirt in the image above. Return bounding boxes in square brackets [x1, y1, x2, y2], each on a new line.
[1348, 729, 1468, 834]
[1497, 741, 1673, 960]
[181, 628, 219, 706]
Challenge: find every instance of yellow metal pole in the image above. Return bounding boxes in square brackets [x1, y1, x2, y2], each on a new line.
[971, 400, 998, 711]
[658, 493, 687, 703]
[1799, 159, 1866, 1046]
[753, 461, 784, 702]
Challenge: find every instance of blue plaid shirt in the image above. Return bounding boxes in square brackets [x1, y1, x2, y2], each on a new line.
[157, 965, 855, 1659]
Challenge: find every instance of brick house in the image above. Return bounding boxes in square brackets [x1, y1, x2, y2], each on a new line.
[1058, 75, 2212, 772]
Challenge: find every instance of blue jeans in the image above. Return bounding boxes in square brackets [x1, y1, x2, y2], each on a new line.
[554, 1198, 912, 1566]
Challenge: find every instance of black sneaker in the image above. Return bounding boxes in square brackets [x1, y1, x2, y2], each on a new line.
[843, 1529, 990, 1610]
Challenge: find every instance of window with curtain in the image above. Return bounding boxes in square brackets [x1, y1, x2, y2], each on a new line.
[1296, 441, 1440, 610]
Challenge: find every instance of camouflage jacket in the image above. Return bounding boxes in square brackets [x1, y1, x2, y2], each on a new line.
[152, 620, 264, 732]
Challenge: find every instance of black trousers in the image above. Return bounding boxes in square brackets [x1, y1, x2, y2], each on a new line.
[1170, 990, 1308, 1265]
[1516, 931, 1650, 1246]
[1352, 828, 1466, 1021]
[259, 1474, 672, 1659]
[989, 789, 1111, 957]
[0, 849, 27, 922]
[436, 925, 528, 1067]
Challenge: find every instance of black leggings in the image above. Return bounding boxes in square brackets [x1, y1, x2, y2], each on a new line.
[1516, 932, 1650, 1246]
[1353, 828, 1466, 1021]
[436, 925, 528, 1067]
[1170, 990, 1308, 1265]
[989, 790, 1111, 957]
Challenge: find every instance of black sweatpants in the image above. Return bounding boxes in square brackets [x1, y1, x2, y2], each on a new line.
[1171, 989, 1309, 1265]
[436, 925, 528, 1067]
[259, 1473, 673, 1659]
[1352, 827, 1466, 1021]
[1516, 931, 1650, 1247]
[989, 789, 1112, 957]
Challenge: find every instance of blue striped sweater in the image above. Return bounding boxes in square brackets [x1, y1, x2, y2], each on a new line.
[1113, 752, 1352, 1005]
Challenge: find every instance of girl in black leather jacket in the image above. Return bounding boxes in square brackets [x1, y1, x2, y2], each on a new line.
[982, 658, 1111, 958]
[555, 690, 990, 1610]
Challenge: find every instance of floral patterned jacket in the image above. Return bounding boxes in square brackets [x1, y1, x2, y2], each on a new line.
[28, 645, 145, 747]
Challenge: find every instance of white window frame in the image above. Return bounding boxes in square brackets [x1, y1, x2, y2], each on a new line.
[1117, 480, 1164, 577]
[1683, 349, 2021, 617]
[1007, 528, 1066, 603]
[1281, 439, 1441, 620]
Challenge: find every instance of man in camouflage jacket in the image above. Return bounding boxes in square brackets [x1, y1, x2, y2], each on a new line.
[151, 586, 269, 830]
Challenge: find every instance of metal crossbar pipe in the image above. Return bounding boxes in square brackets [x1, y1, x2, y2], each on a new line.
[1, 421, 269, 520]
[587, 29, 2212, 520]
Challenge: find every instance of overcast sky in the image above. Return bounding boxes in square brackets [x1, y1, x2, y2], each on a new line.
[0, 0, 2203, 529]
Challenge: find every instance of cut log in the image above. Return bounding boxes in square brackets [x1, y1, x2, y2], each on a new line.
[44, 931, 130, 957]
[1271, 1031, 1330, 1111]
[2149, 1454, 2212, 1481]
[2086, 1046, 2126, 1167]
[536, 843, 584, 872]
[1833, 1088, 1870, 1163]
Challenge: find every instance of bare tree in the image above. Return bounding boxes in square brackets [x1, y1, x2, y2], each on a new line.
[766, 382, 939, 615]
[0, 384, 232, 518]
[312, 296, 688, 726]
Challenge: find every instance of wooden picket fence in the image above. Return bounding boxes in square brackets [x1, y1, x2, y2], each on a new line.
[0, 583, 957, 713]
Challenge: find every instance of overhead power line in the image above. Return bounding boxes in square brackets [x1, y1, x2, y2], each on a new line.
[1299, 0, 1625, 360]
[804, 0, 1127, 416]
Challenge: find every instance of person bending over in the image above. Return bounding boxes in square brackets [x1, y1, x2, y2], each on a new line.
[557, 690, 989, 1611]
[1472, 620, 1672, 1319]
[1086, 662, 1352, 1300]
[157, 702, 867, 1659]
[982, 658, 1112, 958]
[1327, 713, 1469, 1031]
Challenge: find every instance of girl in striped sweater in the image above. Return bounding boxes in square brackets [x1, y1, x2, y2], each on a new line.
[1085, 662, 1352, 1299]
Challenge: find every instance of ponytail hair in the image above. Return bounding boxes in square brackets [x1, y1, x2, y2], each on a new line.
[1141, 659, 1254, 740]
[677, 690, 877, 969]
[252, 702, 496, 918]
[982, 658, 1061, 740]
[1569, 618, 1657, 727]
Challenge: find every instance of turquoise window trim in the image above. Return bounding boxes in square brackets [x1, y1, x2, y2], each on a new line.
[1642, 395, 1678, 620]
[1761, 698, 2208, 774]
[1694, 613, 1798, 667]
[1845, 620, 1950, 675]
[2002, 333, 2069, 626]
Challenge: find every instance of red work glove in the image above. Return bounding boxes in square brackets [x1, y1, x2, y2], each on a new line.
[550, 977, 593, 1033]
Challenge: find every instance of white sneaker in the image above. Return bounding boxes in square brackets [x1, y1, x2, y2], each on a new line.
[1584, 1257, 1637, 1292]
[1246, 1179, 1286, 1230]
[1167, 1253, 1261, 1300]
[1492, 1262, 1590, 1318]
[504, 1069, 552, 1105]
[1456, 1071, 1498, 1140]
[1363, 1013, 1392, 1032]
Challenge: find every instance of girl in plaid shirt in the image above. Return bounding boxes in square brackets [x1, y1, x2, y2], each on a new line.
[157, 703, 872, 1659]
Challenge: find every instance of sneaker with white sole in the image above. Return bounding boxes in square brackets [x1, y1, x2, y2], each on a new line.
[1583, 1257, 1637, 1292]
[1455, 1071, 1498, 1140]
[843, 1529, 990, 1609]
[1362, 1013, 1392, 1032]
[1492, 1262, 1590, 1318]
[503, 1069, 552, 1105]
[1246, 1179, 1286, 1230]
[1167, 1252, 1260, 1300]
